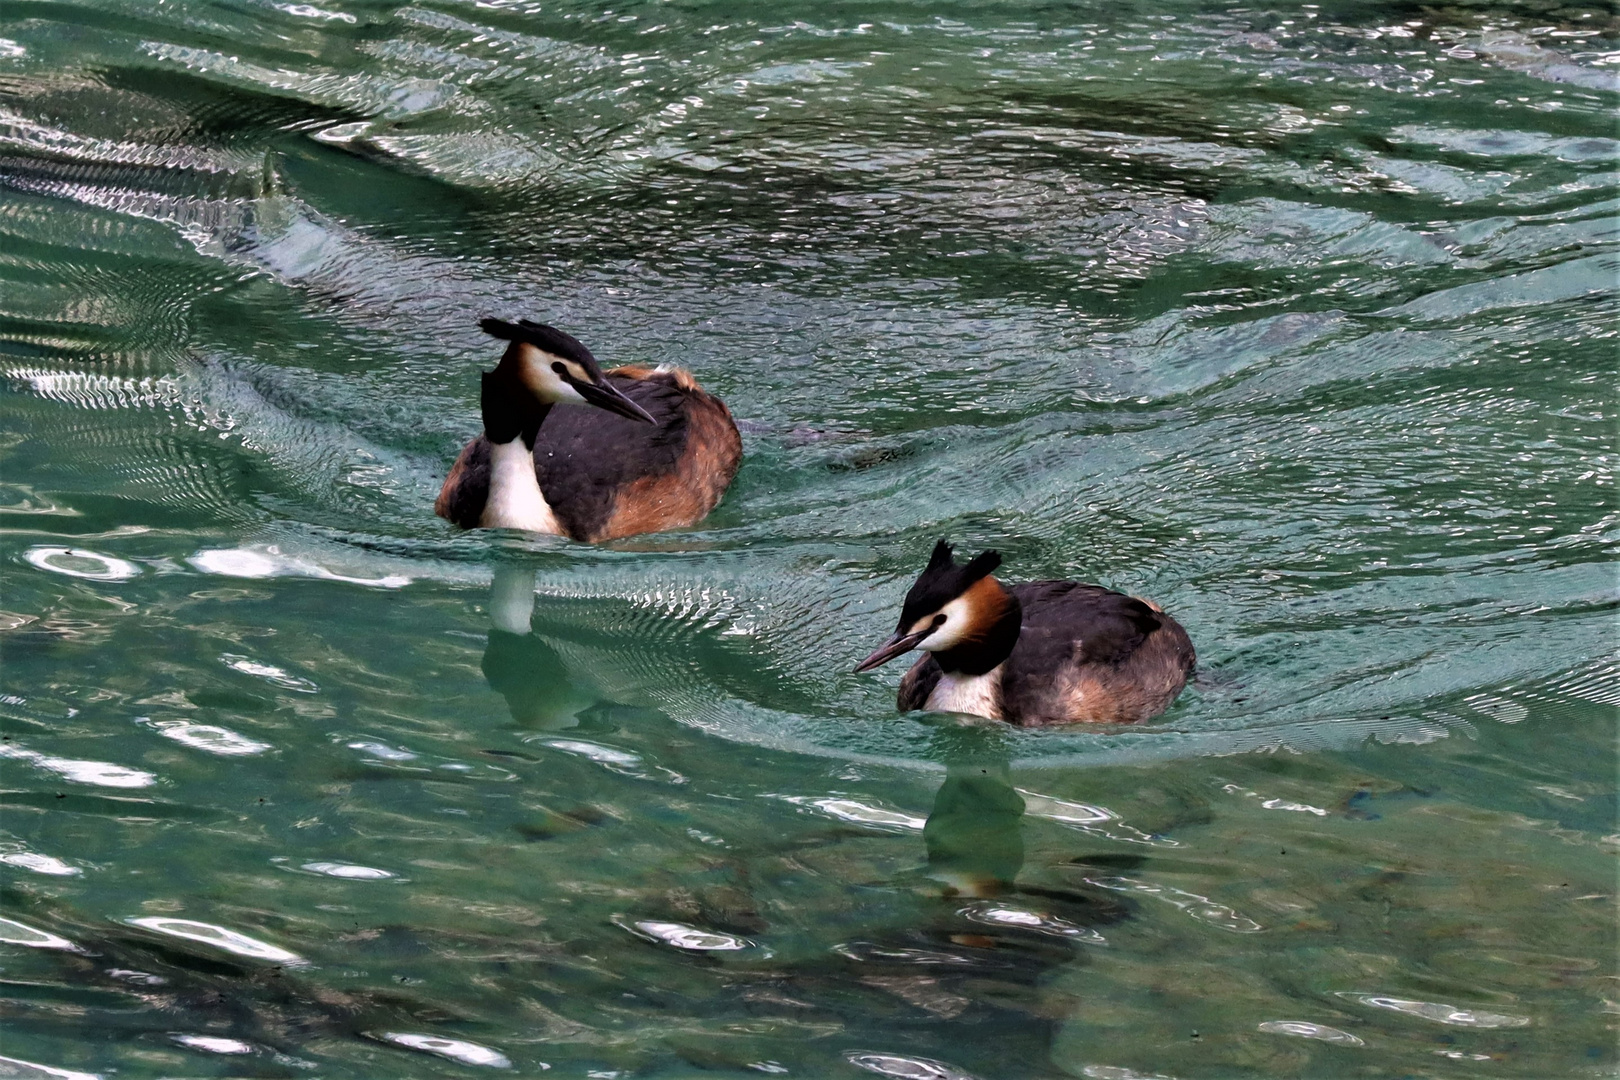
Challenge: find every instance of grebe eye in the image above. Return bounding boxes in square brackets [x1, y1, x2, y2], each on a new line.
[932, 614, 947, 628]
[551, 362, 567, 375]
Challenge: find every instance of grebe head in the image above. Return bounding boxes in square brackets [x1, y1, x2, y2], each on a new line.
[854, 540, 1011, 672]
[480, 317, 655, 424]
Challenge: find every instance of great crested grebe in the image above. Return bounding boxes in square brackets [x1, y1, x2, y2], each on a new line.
[854, 541, 1195, 725]
[435, 318, 742, 541]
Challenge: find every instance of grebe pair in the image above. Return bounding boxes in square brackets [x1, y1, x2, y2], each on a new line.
[437, 319, 1193, 725]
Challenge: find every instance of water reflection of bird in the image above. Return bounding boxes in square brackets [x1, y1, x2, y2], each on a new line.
[923, 757, 1026, 899]
[436, 319, 741, 540]
[479, 564, 597, 730]
[886, 724, 1133, 966]
[856, 540, 1195, 725]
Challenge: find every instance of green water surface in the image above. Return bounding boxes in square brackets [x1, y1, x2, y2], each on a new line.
[1, 1, 1616, 1077]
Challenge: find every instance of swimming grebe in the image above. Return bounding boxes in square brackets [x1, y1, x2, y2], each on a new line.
[436, 318, 742, 541]
[854, 541, 1195, 725]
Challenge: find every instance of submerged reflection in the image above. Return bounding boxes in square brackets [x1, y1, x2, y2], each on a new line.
[916, 723, 1132, 948]
[923, 754, 1025, 900]
[480, 560, 595, 729]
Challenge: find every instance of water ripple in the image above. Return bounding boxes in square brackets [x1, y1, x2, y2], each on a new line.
[1081, 875, 1264, 934]
[138, 718, 272, 756]
[1339, 992, 1532, 1028]
[1256, 1020, 1364, 1045]
[766, 794, 927, 832]
[613, 916, 756, 952]
[220, 653, 318, 693]
[0, 744, 156, 789]
[846, 1051, 976, 1080]
[957, 902, 1107, 944]
[296, 861, 395, 880]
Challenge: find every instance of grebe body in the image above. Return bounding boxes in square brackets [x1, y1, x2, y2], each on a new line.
[855, 541, 1194, 726]
[435, 320, 741, 542]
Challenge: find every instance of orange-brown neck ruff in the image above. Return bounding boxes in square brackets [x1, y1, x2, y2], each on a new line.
[933, 576, 1022, 676]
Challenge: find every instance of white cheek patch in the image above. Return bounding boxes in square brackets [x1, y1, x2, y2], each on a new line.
[917, 595, 973, 652]
[518, 345, 586, 404]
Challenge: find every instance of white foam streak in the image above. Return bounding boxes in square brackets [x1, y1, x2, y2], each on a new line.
[173, 1034, 255, 1054]
[1257, 1020, 1365, 1045]
[190, 546, 410, 588]
[768, 794, 926, 832]
[220, 654, 318, 693]
[299, 861, 394, 880]
[0, 916, 81, 952]
[23, 546, 140, 581]
[614, 916, 754, 952]
[0, 1054, 102, 1080]
[374, 1032, 512, 1068]
[141, 718, 272, 756]
[126, 917, 305, 965]
[0, 744, 156, 788]
[1019, 790, 1180, 845]
[0, 852, 82, 876]
[1340, 992, 1530, 1028]
[846, 1051, 976, 1079]
[1083, 875, 1264, 933]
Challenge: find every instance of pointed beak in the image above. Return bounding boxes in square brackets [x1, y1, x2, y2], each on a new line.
[853, 628, 931, 673]
[575, 378, 656, 424]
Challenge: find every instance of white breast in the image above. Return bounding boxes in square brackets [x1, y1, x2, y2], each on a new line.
[924, 664, 1005, 720]
[480, 439, 562, 535]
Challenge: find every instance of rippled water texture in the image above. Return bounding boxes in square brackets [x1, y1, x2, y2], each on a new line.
[1, 1, 1616, 1077]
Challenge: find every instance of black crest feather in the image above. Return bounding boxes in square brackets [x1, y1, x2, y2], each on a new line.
[896, 540, 1006, 632]
[479, 317, 600, 371]
[962, 549, 1001, 584]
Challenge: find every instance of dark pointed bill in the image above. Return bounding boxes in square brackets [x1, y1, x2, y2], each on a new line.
[853, 629, 931, 673]
[575, 379, 656, 424]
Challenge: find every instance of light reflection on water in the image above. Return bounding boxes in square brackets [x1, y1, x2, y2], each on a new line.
[0, 0, 1614, 1077]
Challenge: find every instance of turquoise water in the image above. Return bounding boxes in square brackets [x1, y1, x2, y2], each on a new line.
[1, 1, 1616, 1076]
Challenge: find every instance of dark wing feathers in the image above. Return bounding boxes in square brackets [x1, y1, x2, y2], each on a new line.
[995, 581, 1192, 725]
[435, 436, 491, 529]
[897, 654, 943, 712]
[1010, 581, 1162, 666]
[531, 372, 690, 540]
